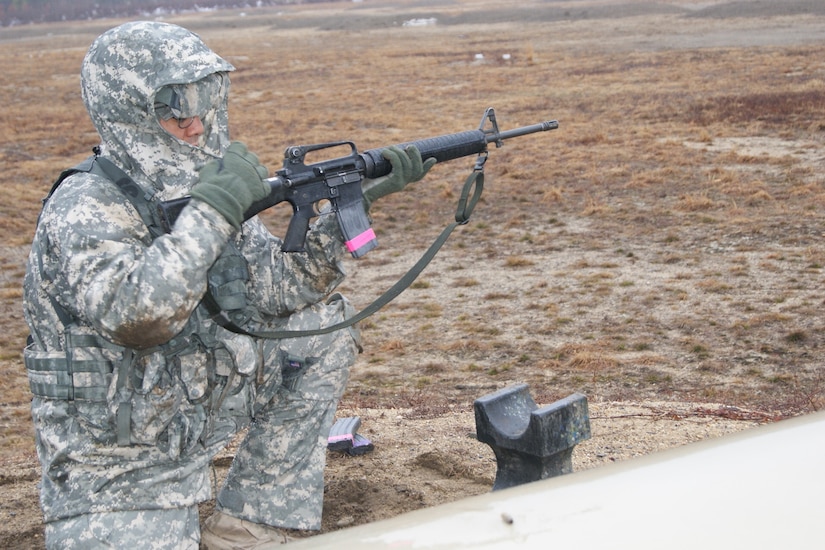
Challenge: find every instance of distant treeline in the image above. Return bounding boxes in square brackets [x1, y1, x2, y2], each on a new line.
[0, 0, 339, 26]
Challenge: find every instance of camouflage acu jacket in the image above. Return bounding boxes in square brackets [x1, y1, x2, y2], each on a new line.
[22, 21, 348, 522]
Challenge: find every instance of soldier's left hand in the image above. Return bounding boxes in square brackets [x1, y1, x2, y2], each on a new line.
[361, 145, 436, 210]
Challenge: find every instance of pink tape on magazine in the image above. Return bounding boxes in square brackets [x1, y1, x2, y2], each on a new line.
[346, 228, 377, 254]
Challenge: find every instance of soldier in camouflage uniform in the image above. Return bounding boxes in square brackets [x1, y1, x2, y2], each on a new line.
[23, 21, 434, 549]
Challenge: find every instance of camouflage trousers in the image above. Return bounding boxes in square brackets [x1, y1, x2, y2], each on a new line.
[40, 296, 359, 548]
[215, 297, 359, 531]
[45, 507, 200, 549]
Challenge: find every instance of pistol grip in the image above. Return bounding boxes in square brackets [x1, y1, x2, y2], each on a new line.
[282, 208, 312, 252]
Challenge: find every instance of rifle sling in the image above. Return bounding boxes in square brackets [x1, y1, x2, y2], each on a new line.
[206, 167, 485, 340]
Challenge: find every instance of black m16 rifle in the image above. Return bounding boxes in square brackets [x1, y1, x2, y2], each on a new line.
[157, 108, 558, 258]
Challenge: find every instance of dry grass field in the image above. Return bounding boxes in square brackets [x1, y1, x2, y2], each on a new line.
[2, 0, 825, 546]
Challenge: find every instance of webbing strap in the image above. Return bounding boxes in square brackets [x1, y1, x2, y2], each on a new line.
[115, 348, 136, 446]
[94, 157, 164, 239]
[43, 154, 164, 239]
[205, 167, 485, 340]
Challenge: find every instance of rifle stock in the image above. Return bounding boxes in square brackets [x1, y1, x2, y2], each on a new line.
[157, 108, 558, 257]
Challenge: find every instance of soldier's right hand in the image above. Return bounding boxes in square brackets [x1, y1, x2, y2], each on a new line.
[191, 142, 269, 229]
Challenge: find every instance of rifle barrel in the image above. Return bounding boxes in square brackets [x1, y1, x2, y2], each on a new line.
[361, 118, 558, 179]
[491, 120, 559, 143]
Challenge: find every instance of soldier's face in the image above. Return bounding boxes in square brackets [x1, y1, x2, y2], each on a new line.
[159, 116, 204, 146]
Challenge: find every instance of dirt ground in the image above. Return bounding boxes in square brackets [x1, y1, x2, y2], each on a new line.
[2, 0, 825, 547]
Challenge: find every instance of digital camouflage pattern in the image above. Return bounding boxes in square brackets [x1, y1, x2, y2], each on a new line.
[45, 507, 201, 550]
[23, 21, 359, 547]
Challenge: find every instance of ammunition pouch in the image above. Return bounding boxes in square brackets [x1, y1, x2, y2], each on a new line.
[207, 240, 255, 327]
[24, 331, 120, 402]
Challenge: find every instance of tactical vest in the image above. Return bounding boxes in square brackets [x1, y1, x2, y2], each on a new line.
[24, 153, 254, 446]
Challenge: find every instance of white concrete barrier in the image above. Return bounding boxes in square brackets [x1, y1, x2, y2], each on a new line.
[290, 410, 825, 549]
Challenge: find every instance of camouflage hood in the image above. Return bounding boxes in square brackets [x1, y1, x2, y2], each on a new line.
[81, 21, 235, 199]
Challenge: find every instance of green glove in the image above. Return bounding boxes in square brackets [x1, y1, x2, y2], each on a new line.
[191, 142, 269, 229]
[362, 145, 436, 210]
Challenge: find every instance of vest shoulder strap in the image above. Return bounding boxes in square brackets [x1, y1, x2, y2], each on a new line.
[42, 155, 96, 209]
[45, 150, 164, 238]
